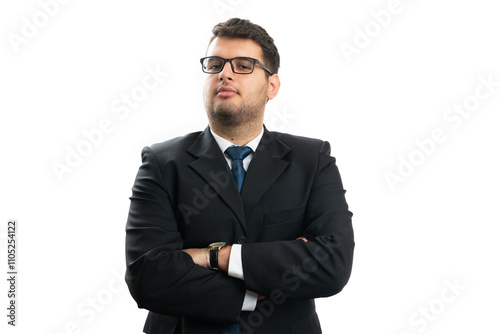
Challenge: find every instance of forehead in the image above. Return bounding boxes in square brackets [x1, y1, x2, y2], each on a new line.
[207, 37, 263, 60]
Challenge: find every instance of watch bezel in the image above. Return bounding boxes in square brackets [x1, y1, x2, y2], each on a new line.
[209, 241, 227, 250]
[208, 242, 227, 270]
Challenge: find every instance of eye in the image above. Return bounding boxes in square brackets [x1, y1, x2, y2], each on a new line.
[233, 58, 254, 72]
[238, 64, 252, 70]
[205, 58, 223, 71]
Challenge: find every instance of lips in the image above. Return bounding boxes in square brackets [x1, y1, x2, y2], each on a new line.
[217, 86, 238, 98]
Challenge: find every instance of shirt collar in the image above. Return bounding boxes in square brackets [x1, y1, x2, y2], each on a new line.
[210, 127, 264, 154]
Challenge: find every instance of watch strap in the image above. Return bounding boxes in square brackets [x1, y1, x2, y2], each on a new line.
[210, 247, 219, 270]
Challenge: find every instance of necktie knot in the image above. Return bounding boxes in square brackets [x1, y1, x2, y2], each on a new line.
[224, 146, 252, 193]
[225, 146, 252, 161]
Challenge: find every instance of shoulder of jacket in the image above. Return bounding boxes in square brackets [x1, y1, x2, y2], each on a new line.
[145, 131, 202, 159]
[270, 130, 325, 149]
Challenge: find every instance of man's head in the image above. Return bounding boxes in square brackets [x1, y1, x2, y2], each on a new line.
[209, 18, 280, 76]
[202, 18, 280, 133]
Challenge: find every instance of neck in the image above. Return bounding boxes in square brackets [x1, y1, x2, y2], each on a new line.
[209, 121, 263, 145]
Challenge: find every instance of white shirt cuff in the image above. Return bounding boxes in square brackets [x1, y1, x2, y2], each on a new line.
[241, 290, 258, 311]
[228, 244, 257, 311]
[228, 244, 244, 280]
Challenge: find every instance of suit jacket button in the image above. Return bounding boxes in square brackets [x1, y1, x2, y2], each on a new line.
[237, 236, 247, 244]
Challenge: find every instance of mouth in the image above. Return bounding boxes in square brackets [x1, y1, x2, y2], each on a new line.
[216, 85, 238, 98]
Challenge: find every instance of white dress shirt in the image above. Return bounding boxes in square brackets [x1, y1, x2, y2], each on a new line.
[210, 127, 263, 311]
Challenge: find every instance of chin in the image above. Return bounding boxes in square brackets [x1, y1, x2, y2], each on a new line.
[208, 107, 244, 127]
[214, 100, 240, 113]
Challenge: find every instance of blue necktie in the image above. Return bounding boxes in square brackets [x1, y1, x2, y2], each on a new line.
[219, 323, 240, 334]
[225, 146, 253, 193]
[219, 146, 251, 334]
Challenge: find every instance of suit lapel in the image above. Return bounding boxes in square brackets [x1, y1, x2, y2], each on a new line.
[186, 127, 247, 232]
[241, 128, 291, 217]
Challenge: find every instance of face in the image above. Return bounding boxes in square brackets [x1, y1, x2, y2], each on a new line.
[202, 37, 279, 128]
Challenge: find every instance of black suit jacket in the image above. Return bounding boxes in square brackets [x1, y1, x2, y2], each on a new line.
[125, 126, 354, 334]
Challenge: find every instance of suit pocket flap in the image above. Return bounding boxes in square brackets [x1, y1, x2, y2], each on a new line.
[263, 204, 306, 225]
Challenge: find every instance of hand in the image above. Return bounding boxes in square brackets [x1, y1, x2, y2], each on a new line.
[217, 246, 231, 273]
[182, 248, 210, 268]
[297, 236, 308, 242]
[182, 245, 232, 273]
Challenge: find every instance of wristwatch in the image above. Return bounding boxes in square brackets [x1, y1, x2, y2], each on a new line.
[208, 242, 227, 270]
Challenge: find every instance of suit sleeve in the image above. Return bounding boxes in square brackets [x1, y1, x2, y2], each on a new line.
[125, 146, 246, 323]
[241, 141, 354, 299]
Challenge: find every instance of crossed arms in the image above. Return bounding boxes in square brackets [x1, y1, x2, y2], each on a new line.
[125, 140, 354, 323]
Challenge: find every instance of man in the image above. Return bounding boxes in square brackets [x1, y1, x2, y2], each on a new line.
[125, 18, 354, 334]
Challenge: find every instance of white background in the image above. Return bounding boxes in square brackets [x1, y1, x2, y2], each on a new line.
[1, 0, 499, 333]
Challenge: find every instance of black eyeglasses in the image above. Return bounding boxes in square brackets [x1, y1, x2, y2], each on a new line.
[200, 56, 273, 75]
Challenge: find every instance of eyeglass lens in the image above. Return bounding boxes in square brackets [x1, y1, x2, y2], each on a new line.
[203, 57, 254, 74]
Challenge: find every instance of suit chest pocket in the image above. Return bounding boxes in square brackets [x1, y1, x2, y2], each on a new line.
[263, 203, 306, 225]
[261, 204, 306, 241]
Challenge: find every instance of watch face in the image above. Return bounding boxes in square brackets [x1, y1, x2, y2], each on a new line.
[209, 242, 226, 249]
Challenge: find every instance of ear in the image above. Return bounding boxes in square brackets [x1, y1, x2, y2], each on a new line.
[267, 74, 281, 100]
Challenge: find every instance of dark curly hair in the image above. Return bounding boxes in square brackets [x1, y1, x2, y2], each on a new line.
[208, 18, 280, 75]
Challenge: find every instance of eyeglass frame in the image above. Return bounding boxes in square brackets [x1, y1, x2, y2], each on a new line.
[200, 56, 274, 75]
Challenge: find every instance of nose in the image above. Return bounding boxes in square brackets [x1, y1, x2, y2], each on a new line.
[218, 60, 234, 81]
